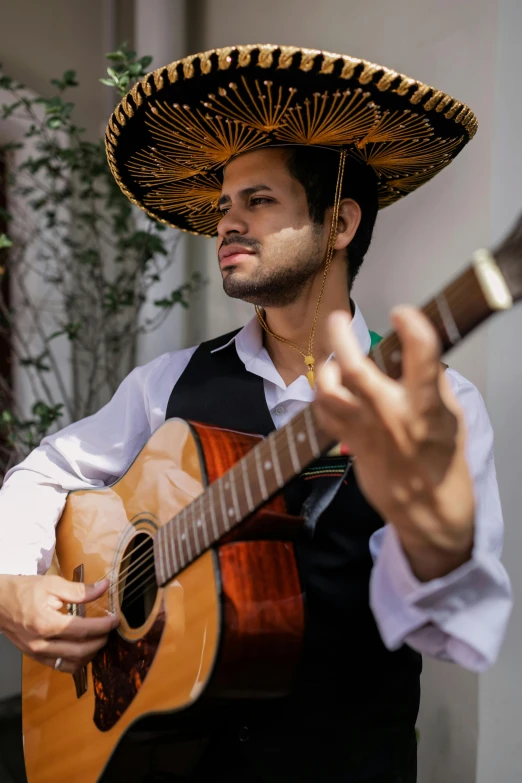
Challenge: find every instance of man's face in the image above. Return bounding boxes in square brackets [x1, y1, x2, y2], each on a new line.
[216, 148, 326, 307]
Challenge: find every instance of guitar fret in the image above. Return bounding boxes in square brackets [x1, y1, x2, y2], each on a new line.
[303, 407, 320, 458]
[168, 524, 179, 574]
[286, 419, 301, 474]
[181, 509, 192, 560]
[254, 446, 269, 499]
[241, 457, 255, 512]
[218, 478, 230, 532]
[198, 495, 210, 549]
[174, 517, 185, 569]
[435, 291, 461, 344]
[209, 484, 220, 539]
[190, 504, 202, 555]
[229, 469, 241, 521]
[269, 434, 284, 487]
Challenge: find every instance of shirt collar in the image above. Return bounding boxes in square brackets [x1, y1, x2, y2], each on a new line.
[210, 301, 372, 390]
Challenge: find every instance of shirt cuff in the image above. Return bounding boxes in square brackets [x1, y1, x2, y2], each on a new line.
[369, 524, 513, 672]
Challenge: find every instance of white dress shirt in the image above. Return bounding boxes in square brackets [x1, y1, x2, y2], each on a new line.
[0, 304, 512, 672]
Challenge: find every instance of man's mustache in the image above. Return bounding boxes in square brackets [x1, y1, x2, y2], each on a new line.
[219, 236, 261, 253]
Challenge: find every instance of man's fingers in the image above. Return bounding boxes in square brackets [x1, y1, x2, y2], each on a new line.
[326, 310, 392, 400]
[316, 358, 360, 408]
[38, 656, 89, 675]
[391, 306, 442, 411]
[53, 611, 119, 640]
[49, 575, 110, 605]
[30, 634, 109, 663]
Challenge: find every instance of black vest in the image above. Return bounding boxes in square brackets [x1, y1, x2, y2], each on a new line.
[166, 330, 422, 777]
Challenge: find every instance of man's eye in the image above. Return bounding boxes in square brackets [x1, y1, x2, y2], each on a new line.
[250, 197, 271, 206]
[219, 207, 230, 216]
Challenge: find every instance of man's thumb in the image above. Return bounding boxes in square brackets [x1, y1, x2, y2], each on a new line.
[51, 576, 110, 604]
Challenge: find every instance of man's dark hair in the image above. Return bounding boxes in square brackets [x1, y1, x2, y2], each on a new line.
[282, 146, 379, 287]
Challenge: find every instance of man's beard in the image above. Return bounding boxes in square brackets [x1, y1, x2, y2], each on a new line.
[222, 235, 324, 307]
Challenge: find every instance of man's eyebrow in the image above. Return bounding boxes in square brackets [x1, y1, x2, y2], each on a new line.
[218, 184, 273, 208]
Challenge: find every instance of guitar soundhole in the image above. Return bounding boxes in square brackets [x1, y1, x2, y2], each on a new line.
[119, 532, 158, 629]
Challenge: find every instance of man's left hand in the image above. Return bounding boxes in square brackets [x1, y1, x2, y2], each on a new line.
[314, 306, 475, 583]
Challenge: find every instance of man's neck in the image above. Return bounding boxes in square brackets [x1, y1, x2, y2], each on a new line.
[260, 260, 353, 387]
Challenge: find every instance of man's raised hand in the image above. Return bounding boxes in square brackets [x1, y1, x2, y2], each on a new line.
[314, 306, 475, 582]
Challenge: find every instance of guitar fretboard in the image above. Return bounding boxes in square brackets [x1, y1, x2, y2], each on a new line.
[154, 260, 499, 586]
[154, 406, 334, 585]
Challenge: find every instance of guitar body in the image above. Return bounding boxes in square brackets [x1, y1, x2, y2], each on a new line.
[22, 419, 305, 783]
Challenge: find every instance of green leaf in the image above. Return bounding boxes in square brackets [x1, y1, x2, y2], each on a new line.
[63, 70, 78, 84]
[20, 354, 51, 372]
[76, 248, 100, 265]
[0, 234, 13, 249]
[0, 141, 23, 153]
[139, 56, 153, 69]
[2, 100, 22, 119]
[99, 78, 115, 87]
[106, 51, 126, 62]
[50, 69, 78, 91]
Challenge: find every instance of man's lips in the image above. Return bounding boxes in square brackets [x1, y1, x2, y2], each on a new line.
[219, 246, 256, 268]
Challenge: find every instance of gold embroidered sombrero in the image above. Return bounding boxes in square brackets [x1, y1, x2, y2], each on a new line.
[105, 44, 477, 237]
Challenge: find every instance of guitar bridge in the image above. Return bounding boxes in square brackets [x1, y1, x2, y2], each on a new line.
[71, 564, 88, 699]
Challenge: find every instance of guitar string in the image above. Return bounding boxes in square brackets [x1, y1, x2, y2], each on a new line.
[81, 276, 483, 617]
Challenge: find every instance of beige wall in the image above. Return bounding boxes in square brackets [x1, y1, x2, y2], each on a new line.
[0, 0, 109, 137]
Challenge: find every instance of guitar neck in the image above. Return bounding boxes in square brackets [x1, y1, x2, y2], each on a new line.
[154, 252, 512, 586]
[369, 252, 512, 378]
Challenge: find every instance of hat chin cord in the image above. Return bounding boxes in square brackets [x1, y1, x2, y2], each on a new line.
[255, 148, 348, 390]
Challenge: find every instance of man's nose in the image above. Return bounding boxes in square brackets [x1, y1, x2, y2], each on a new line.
[217, 207, 249, 238]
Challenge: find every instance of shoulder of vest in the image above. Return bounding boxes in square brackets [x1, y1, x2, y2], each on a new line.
[199, 327, 243, 353]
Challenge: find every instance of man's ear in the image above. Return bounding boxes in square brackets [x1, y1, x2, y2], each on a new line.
[334, 198, 361, 251]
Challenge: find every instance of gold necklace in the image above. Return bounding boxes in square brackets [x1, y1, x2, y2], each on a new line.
[255, 149, 347, 390]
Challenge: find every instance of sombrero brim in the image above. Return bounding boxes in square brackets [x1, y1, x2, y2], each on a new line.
[105, 44, 477, 237]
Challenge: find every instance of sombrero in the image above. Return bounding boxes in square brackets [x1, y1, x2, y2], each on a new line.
[105, 44, 477, 237]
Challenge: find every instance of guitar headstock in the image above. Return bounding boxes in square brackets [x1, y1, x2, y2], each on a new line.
[492, 212, 522, 303]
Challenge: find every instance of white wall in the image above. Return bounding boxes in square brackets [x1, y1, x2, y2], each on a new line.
[134, 0, 189, 364]
[477, 1, 522, 781]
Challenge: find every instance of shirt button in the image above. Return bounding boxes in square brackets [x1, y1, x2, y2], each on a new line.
[275, 406, 285, 416]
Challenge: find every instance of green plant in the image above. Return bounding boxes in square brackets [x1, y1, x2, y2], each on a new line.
[0, 44, 203, 476]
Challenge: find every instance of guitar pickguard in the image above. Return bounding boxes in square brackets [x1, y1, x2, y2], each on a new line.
[91, 603, 166, 732]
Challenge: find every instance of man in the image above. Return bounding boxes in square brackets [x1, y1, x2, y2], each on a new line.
[0, 45, 512, 781]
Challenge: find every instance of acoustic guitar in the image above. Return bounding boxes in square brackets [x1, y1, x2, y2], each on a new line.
[22, 218, 522, 783]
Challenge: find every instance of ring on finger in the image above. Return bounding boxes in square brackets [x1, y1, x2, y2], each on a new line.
[54, 657, 64, 671]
